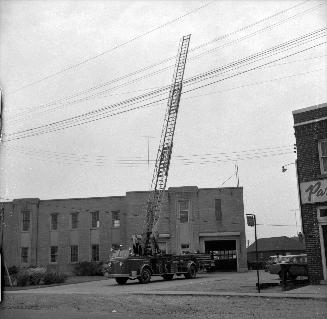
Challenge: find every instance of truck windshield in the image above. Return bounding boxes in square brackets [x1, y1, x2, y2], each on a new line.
[111, 249, 130, 258]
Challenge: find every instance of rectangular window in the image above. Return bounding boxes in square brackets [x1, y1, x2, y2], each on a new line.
[112, 211, 120, 228]
[212, 250, 237, 260]
[181, 244, 190, 254]
[215, 199, 222, 221]
[91, 244, 99, 262]
[319, 139, 327, 174]
[21, 210, 30, 231]
[70, 245, 78, 263]
[112, 244, 120, 250]
[51, 213, 58, 230]
[50, 246, 58, 263]
[178, 200, 189, 223]
[21, 247, 29, 263]
[158, 242, 167, 254]
[71, 212, 79, 229]
[91, 211, 99, 228]
[320, 208, 327, 218]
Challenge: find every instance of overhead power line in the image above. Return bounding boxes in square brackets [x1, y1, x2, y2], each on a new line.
[3, 47, 325, 142]
[2, 28, 326, 141]
[7, 52, 325, 127]
[6, 0, 323, 121]
[2, 144, 294, 167]
[4, 44, 325, 143]
[6, 1, 215, 96]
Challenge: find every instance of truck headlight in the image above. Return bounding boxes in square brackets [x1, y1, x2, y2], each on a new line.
[119, 262, 123, 267]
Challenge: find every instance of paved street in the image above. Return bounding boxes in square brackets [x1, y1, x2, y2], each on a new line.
[1, 271, 327, 318]
[4, 271, 284, 296]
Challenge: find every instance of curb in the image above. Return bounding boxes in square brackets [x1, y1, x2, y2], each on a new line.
[129, 290, 327, 300]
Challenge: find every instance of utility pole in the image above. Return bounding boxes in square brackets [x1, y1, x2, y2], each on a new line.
[246, 213, 260, 293]
[0, 88, 3, 141]
[142, 136, 156, 169]
[0, 206, 12, 287]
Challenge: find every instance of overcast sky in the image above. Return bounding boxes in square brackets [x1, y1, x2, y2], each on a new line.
[0, 0, 326, 244]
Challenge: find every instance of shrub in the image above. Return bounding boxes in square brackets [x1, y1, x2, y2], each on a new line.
[16, 272, 30, 286]
[43, 272, 67, 285]
[8, 265, 19, 277]
[26, 267, 46, 285]
[74, 261, 104, 276]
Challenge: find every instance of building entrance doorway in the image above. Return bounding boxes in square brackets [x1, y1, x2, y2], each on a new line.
[205, 240, 237, 271]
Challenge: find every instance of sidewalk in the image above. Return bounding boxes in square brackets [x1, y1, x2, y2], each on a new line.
[133, 284, 327, 300]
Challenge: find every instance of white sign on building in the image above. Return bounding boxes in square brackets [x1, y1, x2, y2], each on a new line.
[300, 179, 327, 204]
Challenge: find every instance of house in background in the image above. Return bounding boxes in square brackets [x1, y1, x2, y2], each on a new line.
[247, 236, 305, 268]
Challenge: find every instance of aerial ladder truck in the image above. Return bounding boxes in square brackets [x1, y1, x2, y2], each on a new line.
[104, 35, 209, 285]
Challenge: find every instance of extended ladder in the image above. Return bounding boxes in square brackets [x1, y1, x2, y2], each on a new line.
[141, 34, 191, 253]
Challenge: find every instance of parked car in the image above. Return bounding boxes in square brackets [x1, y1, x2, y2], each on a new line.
[268, 255, 293, 276]
[287, 254, 308, 279]
[268, 254, 307, 279]
[264, 255, 278, 272]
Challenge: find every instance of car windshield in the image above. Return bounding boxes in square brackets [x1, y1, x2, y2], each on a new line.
[289, 255, 307, 263]
[111, 249, 130, 259]
[268, 256, 277, 263]
[280, 256, 292, 263]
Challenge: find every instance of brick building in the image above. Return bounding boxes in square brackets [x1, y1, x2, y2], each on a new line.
[1, 186, 247, 273]
[293, 102, 327, 283]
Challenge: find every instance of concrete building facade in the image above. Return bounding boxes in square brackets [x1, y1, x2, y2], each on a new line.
[1, 186, 247, 273]
[293, 102, 327, 283]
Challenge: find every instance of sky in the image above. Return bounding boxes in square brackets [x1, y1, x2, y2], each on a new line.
[0, 0, 326, 244]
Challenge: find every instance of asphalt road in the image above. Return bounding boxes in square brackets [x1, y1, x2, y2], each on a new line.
[4, 271, 283, 295]
[1, 271, 326, 318]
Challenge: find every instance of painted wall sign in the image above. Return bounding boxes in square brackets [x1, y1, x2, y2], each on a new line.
[300, 179, 327, 204]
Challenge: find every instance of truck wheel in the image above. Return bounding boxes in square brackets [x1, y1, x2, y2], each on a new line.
[115, 277, 128, 285]
[139, 268, 151, 284]
[184, 264, 196, 279]
[162, 274, 174, 281]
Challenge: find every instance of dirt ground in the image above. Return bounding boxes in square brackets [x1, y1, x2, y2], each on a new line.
[1, 293, 327, 319]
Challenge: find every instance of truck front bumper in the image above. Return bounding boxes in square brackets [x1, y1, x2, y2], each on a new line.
[104, 272, 130, 278]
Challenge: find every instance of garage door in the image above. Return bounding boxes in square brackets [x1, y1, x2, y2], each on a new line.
[205, 240, 237, 271]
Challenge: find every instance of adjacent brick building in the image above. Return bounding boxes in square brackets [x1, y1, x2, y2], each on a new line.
[1, 186, 247, 273]
[293, 102, 327, 283]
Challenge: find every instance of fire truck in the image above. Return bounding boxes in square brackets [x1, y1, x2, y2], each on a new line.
[103, 35, 212, 284]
